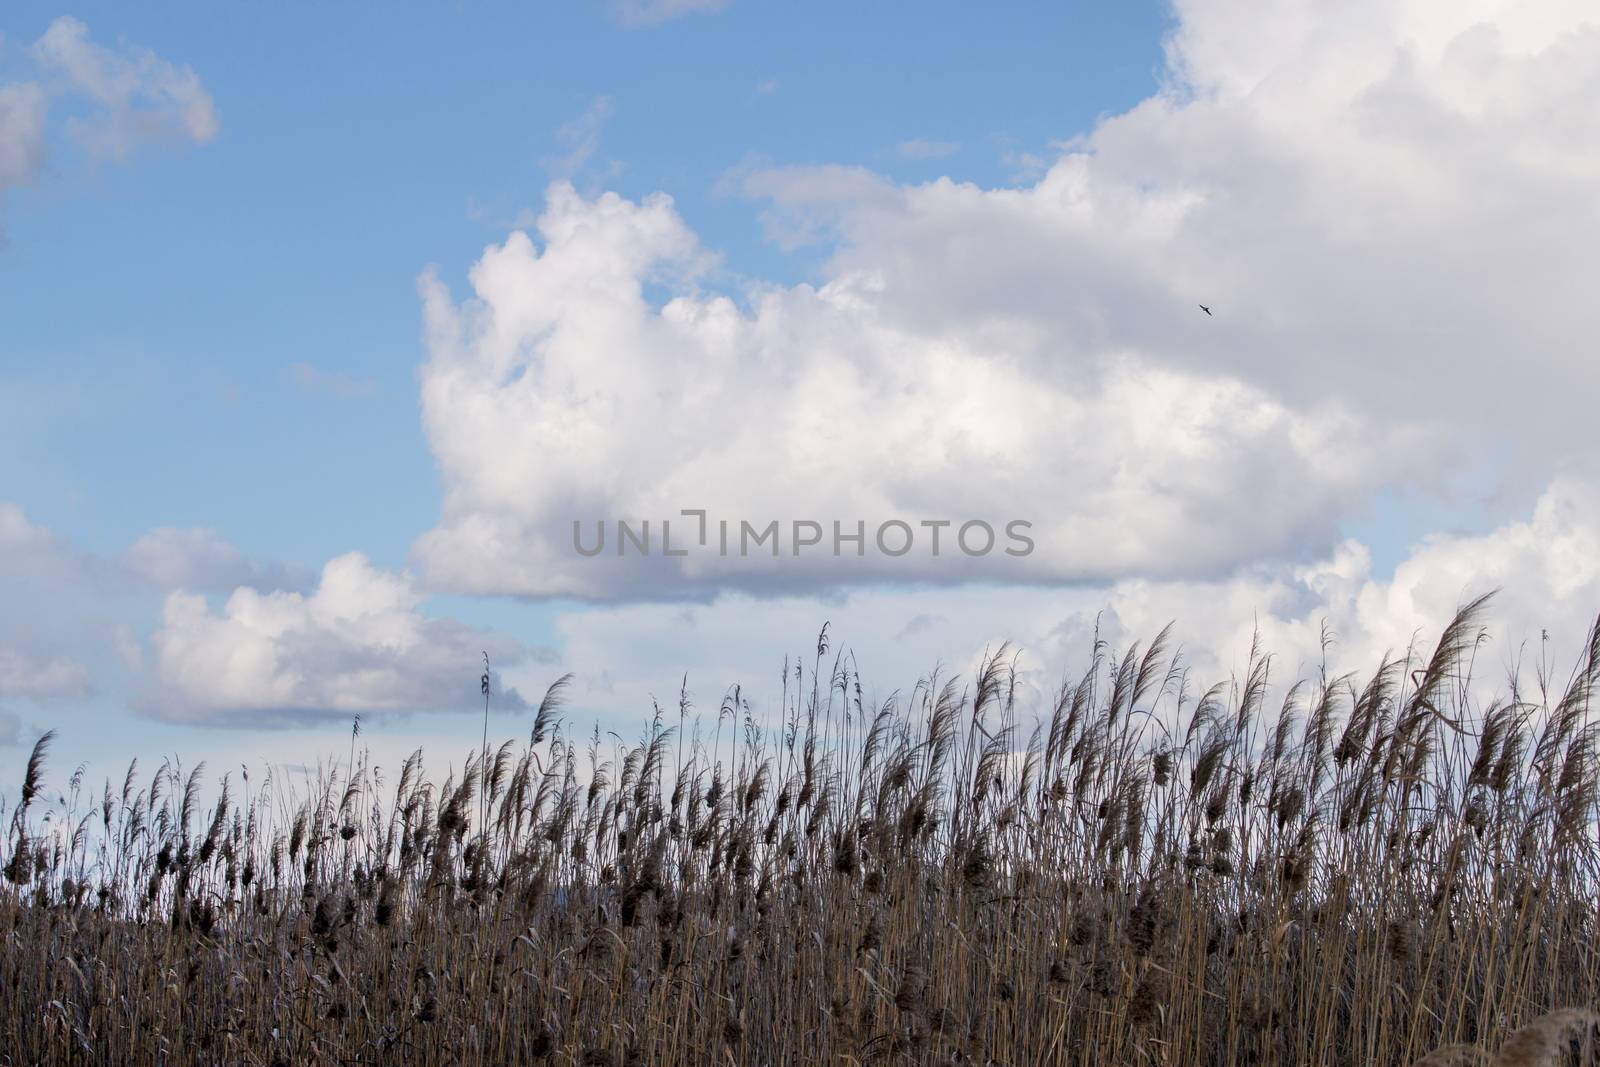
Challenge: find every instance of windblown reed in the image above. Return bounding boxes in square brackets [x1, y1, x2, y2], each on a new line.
[3, 598, 1598, 1065]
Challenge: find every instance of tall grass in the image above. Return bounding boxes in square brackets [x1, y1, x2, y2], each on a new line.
[3, 598, 1598, 1065]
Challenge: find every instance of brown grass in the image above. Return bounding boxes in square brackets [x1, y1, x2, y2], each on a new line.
[3, 597, 1599, 1065]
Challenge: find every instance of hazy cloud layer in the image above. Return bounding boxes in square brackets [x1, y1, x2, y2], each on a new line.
[0, 504, 97, 704]
[546, 479, 1600, 726]
[895, 139, 959, 160]
[4, 478, 1596, 730]
[1, 17, 216, 231]
[0, 647, 93, 704]
[0, 502, 82, 583]
[609, 0, 729, 29]
[2, 504, 307, 599]
[286, 361, 378, 399]
[6, 477, 1599, 732]
[544, 96, 615, 180]
[32, 16, 219, 156]
[0, 82, 49, 189]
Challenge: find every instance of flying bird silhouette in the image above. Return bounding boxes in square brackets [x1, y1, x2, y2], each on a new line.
[1198, 304, 1212, 316]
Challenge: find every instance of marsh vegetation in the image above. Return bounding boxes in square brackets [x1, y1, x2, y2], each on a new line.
[3, 596, 1599, 1064]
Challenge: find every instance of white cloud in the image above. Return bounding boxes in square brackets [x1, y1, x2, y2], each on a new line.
[1067, 476, 1600, 700]
[609, 0, 730, 29]
[0, 647, 93, 704]
[0, 504, 311, 716]
[31, 16, 218, 157]
[0, 502, 81, 580]
[1, 18, 216, 235]
[0, 505, 550, 728]
[11, 0, 1600, 749]
[411, 180, 1422, 599]
[123, 527, 311, 593]
[1338, 476, 1600, 669]
[0, 82, 49, 188]
[286, 361, 378, 399]
[412, 0, 1600, 604]
[0, 504, 102, 701]
[544, 95, 615, 179]
[146, 552, 541, 725]
[2, 502, 306, 598]
[543, 479, 1600, 728]
[0, 504, 96, 706]
[111, 624, 144, 673]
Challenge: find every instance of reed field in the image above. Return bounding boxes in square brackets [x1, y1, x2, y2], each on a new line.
[3, 595, 1599, 1065]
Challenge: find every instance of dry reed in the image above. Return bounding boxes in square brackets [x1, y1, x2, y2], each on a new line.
[3, 598, 1599, 1065]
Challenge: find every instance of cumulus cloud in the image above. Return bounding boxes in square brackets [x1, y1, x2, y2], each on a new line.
[0, 503, 314, 714]
[0, 504, 547, 727]
[1329, 476, 1600, 671]
[609, 0, 729, 29]
[412, 181, 1420, 599]
[145, 552, 542, 725]
[750, 1, 1600, 441]
[411, 0, 1600, 603]
[1047, 476, 1600, 703]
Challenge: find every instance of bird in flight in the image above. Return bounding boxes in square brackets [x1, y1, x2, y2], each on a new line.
[1198, 304, 1212, 316]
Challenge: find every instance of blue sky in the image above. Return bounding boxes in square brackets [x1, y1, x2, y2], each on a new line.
[2, 0, 1168, 559]
[4, 1, 1598, 790]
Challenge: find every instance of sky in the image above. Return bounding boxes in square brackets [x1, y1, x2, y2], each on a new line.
[3, 0, 1599, 793]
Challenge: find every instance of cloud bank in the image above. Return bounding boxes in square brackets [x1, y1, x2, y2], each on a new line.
[413, 0, 1600, 601]
[547, 479, 1600, 726]
[414, 183, 1421, 599]
[1, 504, 530, 726]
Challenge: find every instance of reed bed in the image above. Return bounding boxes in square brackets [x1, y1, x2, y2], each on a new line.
[3, 596, 1599, 1065]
